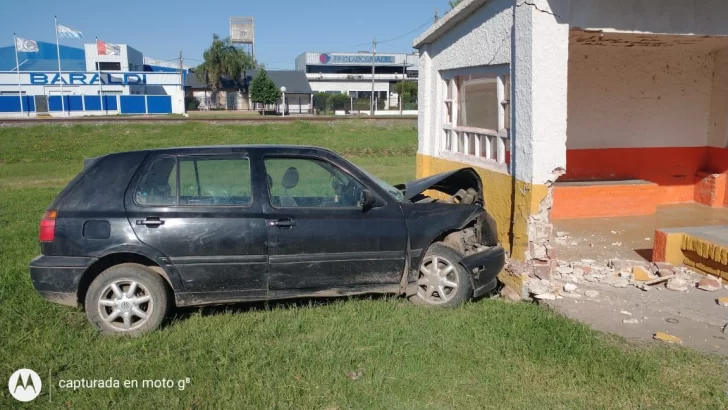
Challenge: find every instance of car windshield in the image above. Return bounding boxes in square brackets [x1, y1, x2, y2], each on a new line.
[356, 165, 405, 202]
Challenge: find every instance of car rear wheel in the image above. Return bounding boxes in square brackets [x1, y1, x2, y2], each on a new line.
[84, 263, 169, 336]
[410, 243, 473, 307]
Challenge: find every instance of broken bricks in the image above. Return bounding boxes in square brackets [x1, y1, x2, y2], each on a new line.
[697, 275, 723, 291]
[666, 277, 690, 292]
[653, 332, 683, 344]
[632, 266, 654, 282]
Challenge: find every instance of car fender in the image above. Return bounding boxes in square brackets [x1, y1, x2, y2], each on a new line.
[92, 244, 186, 292]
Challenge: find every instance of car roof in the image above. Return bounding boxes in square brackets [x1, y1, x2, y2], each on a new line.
[107, 144, 336, 157]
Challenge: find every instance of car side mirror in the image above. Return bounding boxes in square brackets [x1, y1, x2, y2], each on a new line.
[360, 189, 378, 211]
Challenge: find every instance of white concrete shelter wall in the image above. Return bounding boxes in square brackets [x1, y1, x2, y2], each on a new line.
[417, 0, 514, 160]
[567, 43, 716, 149]
[709, 47, 728, 148]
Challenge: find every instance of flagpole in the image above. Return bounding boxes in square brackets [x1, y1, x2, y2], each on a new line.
[96, 37, 103, 110]
[13, 33, 24, 116]
[54, 15, 65, 114]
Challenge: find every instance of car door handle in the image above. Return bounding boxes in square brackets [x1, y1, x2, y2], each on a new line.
[270, 218, 296, 228]
[136, 217, 165, 227]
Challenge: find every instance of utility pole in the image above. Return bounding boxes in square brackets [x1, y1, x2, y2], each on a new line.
[370, 37, 377, 115]
[434, 8, 439, 22]
[179, 50, 186, 114]
[400, 55, 407, 115]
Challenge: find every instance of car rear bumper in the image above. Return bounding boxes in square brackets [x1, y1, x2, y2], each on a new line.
[29, 255, 96, 307]
[459, 246, 506, 298]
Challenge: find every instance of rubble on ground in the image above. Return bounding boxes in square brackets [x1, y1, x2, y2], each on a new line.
[525, 257, 723, 301]
[653, 332, 682, 344]
[697, 275, 722, 291]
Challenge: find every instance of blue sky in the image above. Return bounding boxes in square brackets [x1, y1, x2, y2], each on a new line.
[1, 0, 450, 69]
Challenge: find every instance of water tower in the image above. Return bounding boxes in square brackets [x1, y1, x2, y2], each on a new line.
[230, 16, 255, 59]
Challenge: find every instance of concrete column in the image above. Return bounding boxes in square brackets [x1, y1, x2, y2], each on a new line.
[417, 44, 436, 159]
[511, 0, 570, 271]
[513, 0, 569, 186]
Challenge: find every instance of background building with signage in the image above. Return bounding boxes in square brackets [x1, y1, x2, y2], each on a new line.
[295, 52, 418, 108]
[0, 41, 186, 116]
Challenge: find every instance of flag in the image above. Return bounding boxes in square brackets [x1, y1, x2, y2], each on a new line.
[97, 40, 120, 56]
[56, 24, 83, 39]
[15, 37, 38, 52]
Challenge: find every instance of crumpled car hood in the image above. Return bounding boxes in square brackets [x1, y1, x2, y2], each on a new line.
[395, 168, 483, 201]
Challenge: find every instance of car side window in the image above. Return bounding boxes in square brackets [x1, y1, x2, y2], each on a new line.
[135, 157, 177, 206]
[178, 157, 252, 206]
[264, 157, 364, 208]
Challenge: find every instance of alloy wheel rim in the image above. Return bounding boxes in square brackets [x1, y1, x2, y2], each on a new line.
[417, 255, 459, 304]
[97, 280, 153, 331]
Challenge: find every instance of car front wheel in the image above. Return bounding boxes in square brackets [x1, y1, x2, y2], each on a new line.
[410, 243, 473, 307]
[84, 263, 170, 336]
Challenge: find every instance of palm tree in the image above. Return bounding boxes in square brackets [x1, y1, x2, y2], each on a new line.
[449, 0, 463, 9]
[195, 34, 256, 108]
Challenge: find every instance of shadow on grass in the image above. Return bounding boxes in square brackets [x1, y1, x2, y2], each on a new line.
[167, 288, 503, 328]
[168, 293, 394, 323]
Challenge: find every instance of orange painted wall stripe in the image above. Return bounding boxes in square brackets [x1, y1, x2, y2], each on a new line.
[561, 147, 728, 206]
[563, 147, 706, 203]
[552, 183, 659, 219]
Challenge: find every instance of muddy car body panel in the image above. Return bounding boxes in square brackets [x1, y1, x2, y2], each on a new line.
[29, 145, 505, 310]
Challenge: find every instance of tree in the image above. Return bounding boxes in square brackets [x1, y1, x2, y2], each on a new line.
[313, 92, 330, 114]
[195, 34, 256, 108]
[329, 93, 351, 112]
[394, 80, 418, 108]
[449, 0, 463, 9]
[249, 69, 280, 115]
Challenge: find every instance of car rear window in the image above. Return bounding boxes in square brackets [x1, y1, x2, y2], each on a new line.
[134, 156, 253, 207]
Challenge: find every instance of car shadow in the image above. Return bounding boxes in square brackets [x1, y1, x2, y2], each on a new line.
[168, 293, 394, 323]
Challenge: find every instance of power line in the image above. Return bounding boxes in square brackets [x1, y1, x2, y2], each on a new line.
[377, 17, 434, 45]
[342, 16, 434, 51]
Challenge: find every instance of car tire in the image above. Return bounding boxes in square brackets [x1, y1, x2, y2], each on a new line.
[84, 263, 170, 336]
[409, 243, 473, 307]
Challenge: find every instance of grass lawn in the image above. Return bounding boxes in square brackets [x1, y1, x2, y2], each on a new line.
[1, 121, 727, 409]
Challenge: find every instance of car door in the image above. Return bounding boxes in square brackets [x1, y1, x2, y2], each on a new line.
[261, 154, 408, 293]
[125, 152, 268, 299]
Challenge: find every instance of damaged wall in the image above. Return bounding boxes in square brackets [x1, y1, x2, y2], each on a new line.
[416, 0, 524, 259]
[416, 1, 570, 299]
[416, 0, 569, 270]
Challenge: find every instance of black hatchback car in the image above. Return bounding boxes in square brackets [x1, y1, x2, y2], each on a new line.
[30, 145, 505, 335]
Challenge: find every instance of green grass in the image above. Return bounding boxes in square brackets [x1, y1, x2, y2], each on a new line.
[1, 121, 727, 409]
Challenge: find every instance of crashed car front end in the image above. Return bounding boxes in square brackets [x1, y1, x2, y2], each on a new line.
[397, 168, 505, 298]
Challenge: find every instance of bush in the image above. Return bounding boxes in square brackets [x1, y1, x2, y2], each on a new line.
[185, 95, 200, 111]
[313, 92, 330, 114]
[329, 93, 351, 111]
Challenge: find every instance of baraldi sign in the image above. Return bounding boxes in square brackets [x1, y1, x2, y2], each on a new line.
[0, 72, 180, 86]
[318, 53, 396, 65]
[29, 72, 147, 85]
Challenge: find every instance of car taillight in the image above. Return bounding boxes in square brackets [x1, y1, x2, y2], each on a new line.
[39, 210, 57, 242]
